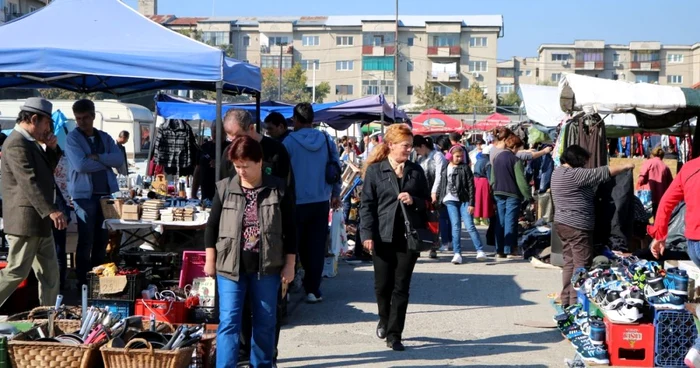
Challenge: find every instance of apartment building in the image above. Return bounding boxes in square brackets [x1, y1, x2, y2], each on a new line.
[536, 40, 700, 88]
[1, 0, 49, 22]
[147, 14, 504, 107]
[496, 56, 538, 97]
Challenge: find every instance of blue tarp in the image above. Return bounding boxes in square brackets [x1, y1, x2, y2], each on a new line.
[0, 0, 260, 96]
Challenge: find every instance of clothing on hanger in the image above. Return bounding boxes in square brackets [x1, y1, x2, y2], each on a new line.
[153, 119, 199, 176]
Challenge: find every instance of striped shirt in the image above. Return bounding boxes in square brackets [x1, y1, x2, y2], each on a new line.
[551, 166, 611, 230]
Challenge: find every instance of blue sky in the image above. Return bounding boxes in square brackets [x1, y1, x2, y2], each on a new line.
[124, 0, 700, 60]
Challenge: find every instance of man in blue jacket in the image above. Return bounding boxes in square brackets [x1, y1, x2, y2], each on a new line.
[283, 103, 341, 304]
[66, 99, 124, 287]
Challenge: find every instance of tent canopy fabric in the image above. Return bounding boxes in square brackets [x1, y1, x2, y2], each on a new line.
[469, 112, 510, 131]
[559, 73, 700, 130]
[0, 0, 261, 96]
[155, 93, 408, 130]
[411, 109, 465, 135]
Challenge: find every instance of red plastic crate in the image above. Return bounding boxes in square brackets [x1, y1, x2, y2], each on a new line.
[604, 317, 655, 367]
[135, 299, 187, 324]
[179, 251, 207, 288]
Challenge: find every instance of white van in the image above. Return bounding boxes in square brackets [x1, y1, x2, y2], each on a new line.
[0, 99, 155, 160]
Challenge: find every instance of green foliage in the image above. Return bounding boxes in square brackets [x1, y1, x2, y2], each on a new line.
[498, 90, 521, 107]
[260, 65, 330, 103]
[444, 84, 494, 114]
[414, 82, 445, 110]
[314, 81, 330, 103]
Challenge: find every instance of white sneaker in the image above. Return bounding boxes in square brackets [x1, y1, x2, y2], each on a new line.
[476, 251, 488, 261]
[306, 293, 323, 304]
[451, 254, 463, 264]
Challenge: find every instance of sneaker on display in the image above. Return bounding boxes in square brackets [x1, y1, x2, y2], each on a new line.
[475, 251, 487, 261]
[606, 303, 643, 323]
[588, 320, 606, 345]
[451, 254, 463, 264]
[572, 268, 588, 291]
[644, 286, 685, 310]
[601, 291, 624, 311]
[577, 342, 610, 365]
[644, 274, 668, 298]
[673, 269, 689, 297]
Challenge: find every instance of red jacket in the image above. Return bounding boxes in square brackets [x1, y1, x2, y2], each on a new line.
[648, 157, 700, 241]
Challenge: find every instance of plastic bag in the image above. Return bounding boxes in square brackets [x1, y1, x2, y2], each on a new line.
[329, 209, 348, 256]
[635, 190, 652, 212]
[528, 126, 549, 145]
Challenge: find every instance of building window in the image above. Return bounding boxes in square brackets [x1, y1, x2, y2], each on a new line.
[469, 37, 487, 47]
[336, 36, 354, 46]
[336, 60, 354, 71]
[667, 54, 684, 63]
[632, 51, 660, 62]
[202, 31, 229, 46]
[261, 56, 292, 69]
[667, 75, 683, 84]
[496, 83, 514, 95]
[551, 53, 570, 61]
[577, 52, 604, 62]
[406, 61, 414, 72]
[407, 85, 413, 95]
[407, 37, 414, 46]
[362, 80, 394, 96]
[243, 36, 250, 47]
[29, 6, 37, 12]
[468, 60, 488, 72]
[525, 70, 532, 77]
[268, 36, 289, 46]
[362, 56, 395, 71]
[302, 36, 320, 46]
[551, 73, 562, 82]
[301, 59, 320, 71]
[433, 85, 453, 96]
[432, 36, 456, 47]
[335, 85, 354, 95]
[497, 68, 515, 78]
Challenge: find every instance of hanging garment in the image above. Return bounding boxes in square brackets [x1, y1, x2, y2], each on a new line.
[538, 153, 554, 193]
[153, 119, 199, 176]
[593, 170, 634, 251]
[573, 115, 607, 168]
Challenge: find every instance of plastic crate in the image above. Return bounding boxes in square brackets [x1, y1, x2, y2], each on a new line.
[134, 299, 187, 324]
[604, 317, 655, 367]
[89, 299, 133, 318]
[179, 251, 206, 288]
[0, 336, 8, 368]
[87, 269, 150, 301]
[654, 309, 698, 367]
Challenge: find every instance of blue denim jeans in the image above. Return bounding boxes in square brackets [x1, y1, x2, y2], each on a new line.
[73, 195, 108, 286]
[438, 205, 452, 246]
[495, 195, 520, 255]
[444, 201, 484, 254]
[217, 273, 281, 368]
[688, 240, 700, 268]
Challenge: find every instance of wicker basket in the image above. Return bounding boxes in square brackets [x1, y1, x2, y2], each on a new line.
[7, 323, 103, 368]
[100, 338, 194, 368]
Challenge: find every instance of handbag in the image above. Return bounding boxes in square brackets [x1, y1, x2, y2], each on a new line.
[323, 132, 342, 185]
[390, 170, 436, 253]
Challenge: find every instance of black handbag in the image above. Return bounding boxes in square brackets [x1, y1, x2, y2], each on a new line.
[323, 132, 342, 185]
[390, 170, 435, 253]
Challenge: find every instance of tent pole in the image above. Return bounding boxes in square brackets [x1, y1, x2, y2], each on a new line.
[255, 93, 261, 133]
[215, 81, 224, 182]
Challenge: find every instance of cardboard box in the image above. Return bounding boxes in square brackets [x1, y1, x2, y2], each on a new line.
[100, 198, 124, 219]
[121, 203, 141, 221]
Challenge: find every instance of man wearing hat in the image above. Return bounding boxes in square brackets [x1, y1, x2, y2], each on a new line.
[0, 97, 67, 307]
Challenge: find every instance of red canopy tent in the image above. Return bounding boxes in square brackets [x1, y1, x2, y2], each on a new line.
[470, 112, 511, 131]
[411, 109, 465, 135]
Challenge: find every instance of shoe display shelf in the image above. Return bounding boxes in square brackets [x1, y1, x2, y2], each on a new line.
[653, 308, 697, 367]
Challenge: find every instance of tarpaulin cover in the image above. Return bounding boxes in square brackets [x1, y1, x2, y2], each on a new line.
[411, 109, 465, 135]
[0, 0, 261, 95]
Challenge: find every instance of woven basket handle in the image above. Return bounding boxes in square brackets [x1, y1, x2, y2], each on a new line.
[124, 338, 154, 354]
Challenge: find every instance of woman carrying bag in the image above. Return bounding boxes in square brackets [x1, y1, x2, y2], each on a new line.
[360, 124, 430, 352]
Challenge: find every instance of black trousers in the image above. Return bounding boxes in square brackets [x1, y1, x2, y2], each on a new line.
[373, 236, 419, 342]
[238, 285, 285, 363]
[296, 201, 331, 296]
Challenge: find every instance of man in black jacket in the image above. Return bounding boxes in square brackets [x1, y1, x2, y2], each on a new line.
[221, 109, 294, 366]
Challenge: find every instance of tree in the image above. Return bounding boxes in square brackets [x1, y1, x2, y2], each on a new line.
[261, 68, 280, 101]
[281, 63, 310, 103]
[314, 81, 330, 103]
[414, 83, 445, 110]
[444, 84, 494, 114]
[498, 91, 521, 107]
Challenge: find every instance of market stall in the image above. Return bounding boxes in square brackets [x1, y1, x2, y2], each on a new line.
[410, 108, 466, 135]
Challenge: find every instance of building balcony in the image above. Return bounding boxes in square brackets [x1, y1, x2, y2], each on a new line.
[260, 44, 294, 55]
[630, 61, 661, 71]
[427, 46, 461, 57]
[574, 61, 604, 70]
[362, 45, 395, 56]
[427, 71, 460, 82]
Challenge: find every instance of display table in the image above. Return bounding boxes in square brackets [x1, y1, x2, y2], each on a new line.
[103, 212, 209, 250]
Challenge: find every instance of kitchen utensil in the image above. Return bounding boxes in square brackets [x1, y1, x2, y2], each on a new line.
[161, 325, 184, 350]
[81, 285, 88, 319]
[54, 294, 63, 310]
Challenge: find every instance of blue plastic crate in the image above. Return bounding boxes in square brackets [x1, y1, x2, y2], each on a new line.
[576, 289, 589, 313]
[654, 309, 697, 367]
[88, 299, 134, 319]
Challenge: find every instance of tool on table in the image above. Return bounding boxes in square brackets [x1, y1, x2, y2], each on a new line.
[47, 308, 55, 338]
[81, 285, 88, 319]
[149, 313, 156, 332]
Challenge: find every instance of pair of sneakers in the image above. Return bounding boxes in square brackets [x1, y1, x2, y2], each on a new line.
[643, 266, 685, 310]
[451, 251, 488, 264]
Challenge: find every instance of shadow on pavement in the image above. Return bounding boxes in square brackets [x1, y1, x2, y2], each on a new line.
[285, 264, 537, 327]
[278, 330, 558, 367]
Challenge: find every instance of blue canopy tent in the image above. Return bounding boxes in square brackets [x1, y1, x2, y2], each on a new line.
[0, 0, 262, 180]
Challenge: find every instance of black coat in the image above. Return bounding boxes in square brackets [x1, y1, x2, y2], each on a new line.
[436, 162, 476, 207]
[360, 159, 430, 244]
